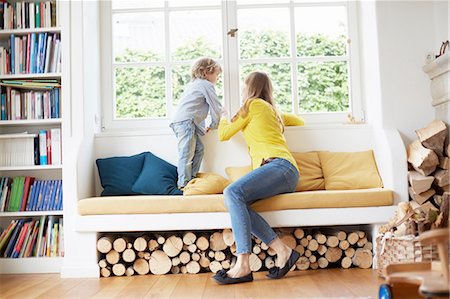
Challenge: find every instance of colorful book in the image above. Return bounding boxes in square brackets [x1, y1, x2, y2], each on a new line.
[12, 220, 30, 258]
[20, 176, 35, 211]
[24, 219, 39, 257]
[4, 219, 23, 257]
[0, 219, 17, 254]
[35, 215, 46, 257]
[38, 129, 47, 165]
[30, 180, 41, 211]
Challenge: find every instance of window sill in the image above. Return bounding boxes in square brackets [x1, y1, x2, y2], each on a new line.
[95, 122, 371, 138]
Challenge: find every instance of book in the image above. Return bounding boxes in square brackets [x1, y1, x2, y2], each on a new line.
[12, 220, 30, 258]
[29, 33, 36, 73]
[9, 34, 14, 74]
[35, 2, 40, 28]
[14, 176, 25, 211]
[24, 219, 39, 257]
[35, 180, 46, 211]
[38, 129, 47, 165]
[50, 128, 61, 165]
[19, 220, 34, 257]
[20, 176, 35, 211]
[0, 219, 17, 254]
[1, 93, 5, 120]
[0, 177, 9, 212]
[7, 176, 18, 211]
[3, 219, 23, 257]
[56, 180, 62, 210]
[46, 129, 51, 164]
[30, 180, 41, 211]
[52, 179, 61, 210]
[45, 215, 53, 256]
[44, 34, 52, 73]
[35, 215, 46, 257]
[0, 219, 15, 247]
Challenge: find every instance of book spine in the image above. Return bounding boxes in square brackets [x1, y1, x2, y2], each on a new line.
[9, 34, 14, 74]
[50, 128, 61, 165]
[38, 130, 47, 165]
[46, 129, 51, 164]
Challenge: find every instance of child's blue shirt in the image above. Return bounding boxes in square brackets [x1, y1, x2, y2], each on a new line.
[170, 78, 222, 135]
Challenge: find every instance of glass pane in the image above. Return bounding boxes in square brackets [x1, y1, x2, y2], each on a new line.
[113, 12, 164, 62]
[240, 63, 292, 113]
[112, 0, 165, 10]
[115, 66, 166, 119]
[170, 10, 222, 61]
[238, 8, 290, 59]
[172, 65, 191, 109]
[296, 6, 347, 57]
[172, 65, 224, 111]
[297, 61, 349, 113]
[169, 0, 221, 7]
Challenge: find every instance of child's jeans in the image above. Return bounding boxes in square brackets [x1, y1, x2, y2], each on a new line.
[223, 158, 299, 254]
[170, 119, 204, 188]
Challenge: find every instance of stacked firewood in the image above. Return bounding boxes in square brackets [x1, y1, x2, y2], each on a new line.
[407, 119, 449, 233]
[97, 228, 373, 277]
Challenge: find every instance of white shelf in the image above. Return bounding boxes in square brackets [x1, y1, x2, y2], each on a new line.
[0, 73, 61, 80]
[0, 257, 63, 274]
[0, 211, 63, 217]
[0, 27, 61, 36]
[0, 165, 62, 171]
[0, 118, 62, 126]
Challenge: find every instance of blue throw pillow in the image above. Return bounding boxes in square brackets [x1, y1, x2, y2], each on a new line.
[132, 152, 182, 195]
[96, 152, 147, 196]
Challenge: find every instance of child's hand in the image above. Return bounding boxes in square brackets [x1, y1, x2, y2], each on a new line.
[221, 109, 229, 119]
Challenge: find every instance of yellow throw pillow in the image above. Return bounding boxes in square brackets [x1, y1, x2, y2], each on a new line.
[183, 172, 230, 196]
[291, 152, 325, 191]
[319, 150, 383, 190]
[225, 165, 252, 182]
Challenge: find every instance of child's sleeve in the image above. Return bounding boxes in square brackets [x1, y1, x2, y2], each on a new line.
[218, 115, 249, 141]
[281, 113, 305, 126]
[204, 85, 222, 130]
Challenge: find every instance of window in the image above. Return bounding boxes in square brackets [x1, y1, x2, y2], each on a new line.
[101, 0, 362, 131]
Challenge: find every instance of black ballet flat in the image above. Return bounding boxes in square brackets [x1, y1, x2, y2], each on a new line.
[212, 269, 254, 285]
[266, 250, 300, 279]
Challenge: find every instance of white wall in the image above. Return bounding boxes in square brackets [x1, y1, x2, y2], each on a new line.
[360, 0, 447, 145]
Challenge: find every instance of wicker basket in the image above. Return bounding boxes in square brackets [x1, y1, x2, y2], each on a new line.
[375, 233, 437, 277]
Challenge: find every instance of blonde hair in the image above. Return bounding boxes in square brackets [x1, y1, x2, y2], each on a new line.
[232, 71, 284, 131]
[191, 57, 222, 80]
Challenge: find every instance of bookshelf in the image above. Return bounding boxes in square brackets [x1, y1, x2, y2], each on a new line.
[0, 0, 64, 274]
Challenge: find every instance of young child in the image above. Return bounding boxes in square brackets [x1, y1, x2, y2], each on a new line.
[170, 57, 223, 189]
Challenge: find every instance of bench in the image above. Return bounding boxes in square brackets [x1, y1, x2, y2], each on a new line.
[62, 125, 408, 278]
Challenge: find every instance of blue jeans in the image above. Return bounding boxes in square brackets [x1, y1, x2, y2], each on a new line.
[223, 158, 299, 254]
[170, 119, 204, 188]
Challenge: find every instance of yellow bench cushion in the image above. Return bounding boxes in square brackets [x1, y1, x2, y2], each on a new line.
[78, 188, 394, 215]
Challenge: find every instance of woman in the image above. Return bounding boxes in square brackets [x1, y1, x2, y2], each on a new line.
[213, 71, 303, 285]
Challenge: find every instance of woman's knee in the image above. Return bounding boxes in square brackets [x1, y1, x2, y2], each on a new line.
[223, 184, 245, 207]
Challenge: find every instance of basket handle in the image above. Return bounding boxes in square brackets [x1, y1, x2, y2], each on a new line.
[387, 209, 415, 232]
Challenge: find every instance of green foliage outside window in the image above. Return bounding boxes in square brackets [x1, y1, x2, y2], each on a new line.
[114, 32, 349, 118]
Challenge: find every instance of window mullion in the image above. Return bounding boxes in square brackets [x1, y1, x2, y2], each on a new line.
[289, 0, 298, 114]
[226, 1, 240, 117]
[164, 2, 173, 119]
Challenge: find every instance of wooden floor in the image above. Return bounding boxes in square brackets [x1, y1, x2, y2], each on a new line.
[0, 268, 396, 298]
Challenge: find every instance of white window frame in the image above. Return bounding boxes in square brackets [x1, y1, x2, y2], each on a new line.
[100, 0, 363, 132]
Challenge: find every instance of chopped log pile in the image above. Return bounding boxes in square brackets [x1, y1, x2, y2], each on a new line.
[405, 120, 449, 234]
[97, 227, 373, 277]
